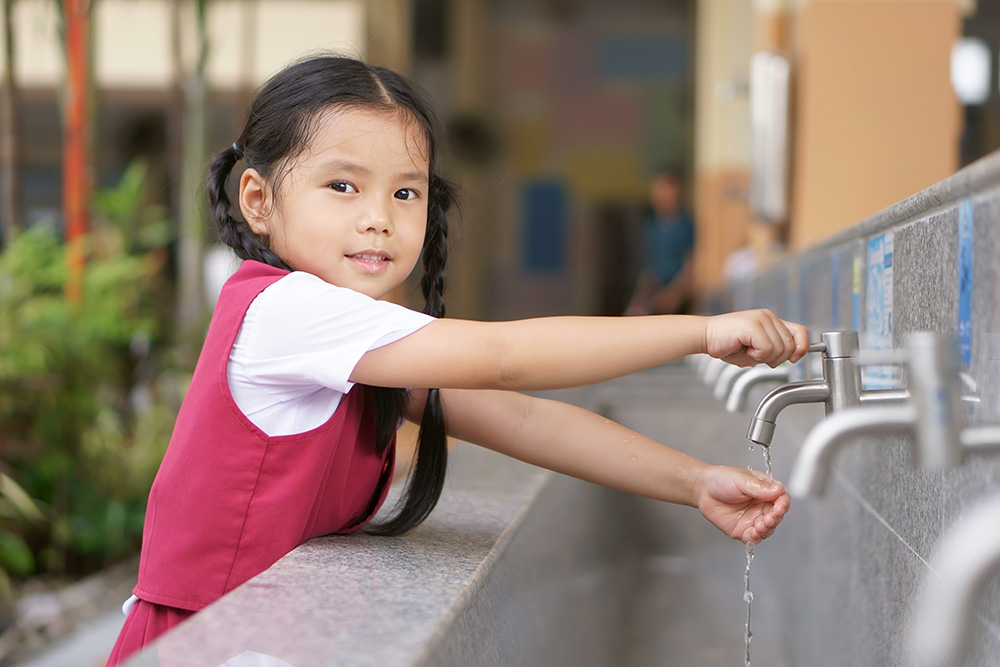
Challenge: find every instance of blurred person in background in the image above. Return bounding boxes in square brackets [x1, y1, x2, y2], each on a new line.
[625, 168, 696, 316]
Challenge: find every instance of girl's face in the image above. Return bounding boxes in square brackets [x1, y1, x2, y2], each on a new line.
[241, 107, 430, 300]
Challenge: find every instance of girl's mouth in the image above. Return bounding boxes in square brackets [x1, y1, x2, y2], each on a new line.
[347, 251, 391, 273]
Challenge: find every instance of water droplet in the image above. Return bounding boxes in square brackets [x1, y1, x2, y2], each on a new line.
[743, 591, 754, 603]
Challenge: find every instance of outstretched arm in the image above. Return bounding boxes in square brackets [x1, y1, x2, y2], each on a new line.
[408, 388, 789, 544]
[354, 309, 808, 393]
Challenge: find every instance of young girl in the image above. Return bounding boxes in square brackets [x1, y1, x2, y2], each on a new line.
[107, 55, 808, 664]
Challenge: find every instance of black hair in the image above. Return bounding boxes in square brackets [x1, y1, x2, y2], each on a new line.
[206, 55, 457, 536]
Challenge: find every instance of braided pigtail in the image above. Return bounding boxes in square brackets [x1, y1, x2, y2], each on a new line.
[366, 175, 456, 536]
[206, 143, 290, 270]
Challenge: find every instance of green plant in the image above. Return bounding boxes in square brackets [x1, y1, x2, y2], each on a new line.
[0, 159, 179, 583]
[0, 472, 44, 633]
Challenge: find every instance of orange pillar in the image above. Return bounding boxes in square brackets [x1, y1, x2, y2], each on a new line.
[63, 0, 90, 302]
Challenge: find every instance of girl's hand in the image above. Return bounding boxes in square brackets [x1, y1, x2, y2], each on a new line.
[693, 466, 790, 544]
[705, 309, 809, 368]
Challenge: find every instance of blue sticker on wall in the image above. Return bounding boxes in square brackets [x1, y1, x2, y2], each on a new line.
[522, 181, 567, 274]
[852, 255, 861, 332]
[831, 251, 841, 329]
[864, 232, 894, 389]
[958, 200, 974, 366]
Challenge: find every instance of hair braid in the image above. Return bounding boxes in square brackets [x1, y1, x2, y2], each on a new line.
[365, 175, 456, 536]
[420, 176, 451, 319]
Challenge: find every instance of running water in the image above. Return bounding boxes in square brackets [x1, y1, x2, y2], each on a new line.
[743, 541, 754, 667]
[744, 444, 773, 667]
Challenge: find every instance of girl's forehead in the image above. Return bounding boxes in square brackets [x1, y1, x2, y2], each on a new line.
[309, 106, 430, 168]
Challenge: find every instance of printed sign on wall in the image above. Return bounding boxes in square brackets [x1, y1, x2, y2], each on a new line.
[864, 231, 895, 389]
[958, 200, 974, 367]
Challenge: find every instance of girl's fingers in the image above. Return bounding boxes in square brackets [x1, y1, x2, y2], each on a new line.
[770, 312, 801, 365]
[754, 312, 786, 366]
[785, 320, 811, 362]
[760, 311, 807, 366]
[707, 309, 810, 367]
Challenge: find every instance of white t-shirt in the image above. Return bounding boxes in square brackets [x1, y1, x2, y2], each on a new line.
[227, 271, 435, 436]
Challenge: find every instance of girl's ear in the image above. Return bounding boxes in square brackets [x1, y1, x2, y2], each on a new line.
[239, 168, 272, 236]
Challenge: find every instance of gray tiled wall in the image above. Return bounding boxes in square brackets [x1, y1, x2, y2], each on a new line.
[714, 151, 1000, 666]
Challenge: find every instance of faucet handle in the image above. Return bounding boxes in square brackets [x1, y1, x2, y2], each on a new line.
[854, 348, 909, 367]
[855, 334, 960, 371]
[807, 341, 826, 354]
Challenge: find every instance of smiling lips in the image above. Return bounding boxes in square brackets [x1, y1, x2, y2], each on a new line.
[347, 251, 391, 273]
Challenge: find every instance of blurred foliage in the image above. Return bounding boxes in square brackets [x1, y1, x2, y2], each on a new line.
[0, 160, 182, 606]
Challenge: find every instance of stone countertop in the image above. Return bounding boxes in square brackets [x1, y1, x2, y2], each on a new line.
[123, 443, 553, 667]
[121, 363, 740, 667]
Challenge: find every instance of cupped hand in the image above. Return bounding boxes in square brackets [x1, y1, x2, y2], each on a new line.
[694, 465, 791, 544]
[704, 309, 810, 368]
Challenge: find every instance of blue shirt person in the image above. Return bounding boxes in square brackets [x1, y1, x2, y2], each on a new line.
[626, 170, 696, 315]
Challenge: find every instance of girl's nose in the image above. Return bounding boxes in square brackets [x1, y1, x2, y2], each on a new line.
[358, 197, 393, 234]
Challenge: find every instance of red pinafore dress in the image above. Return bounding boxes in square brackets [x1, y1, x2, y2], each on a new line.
[107, 261, 395, 665]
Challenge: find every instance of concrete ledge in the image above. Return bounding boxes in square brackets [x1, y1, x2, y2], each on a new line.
[122, 365, 788, 667]
[123, 438, 634, 667]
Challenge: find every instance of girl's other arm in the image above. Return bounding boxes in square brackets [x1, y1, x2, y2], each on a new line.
[406, 388, 789, 544]
[353, 310, 808, 392]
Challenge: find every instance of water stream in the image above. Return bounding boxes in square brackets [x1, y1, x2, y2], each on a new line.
[744, 444, 773, 667]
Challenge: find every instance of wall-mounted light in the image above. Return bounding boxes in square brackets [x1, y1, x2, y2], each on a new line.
[951, 37, 991, 106]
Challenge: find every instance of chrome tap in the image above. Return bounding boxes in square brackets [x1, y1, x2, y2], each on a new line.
[713, 364, 752, 401]
[785, 406, 917, 497]
[725, 364, 792, 412]
[960, 425, 1000, 455]
[701, 356, 729, 387]
[910, 492, 1000, 667]
[787, 333, 964, 499]
[744, 331, 913, 446]
[744, 331, 905, 447]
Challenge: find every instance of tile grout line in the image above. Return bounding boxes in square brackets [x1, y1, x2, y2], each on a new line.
[833, 468, 1000, 645]
[832, 468, 939, 578]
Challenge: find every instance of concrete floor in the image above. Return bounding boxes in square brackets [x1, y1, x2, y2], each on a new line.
[15, 608, 123, 667]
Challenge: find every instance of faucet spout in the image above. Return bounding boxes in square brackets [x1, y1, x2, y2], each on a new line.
[858, 388, 910, 405]
[725, 364, 792, 413]
[960, 426, 1000, 456]
[786, 405, 917, 498]
[911, 492, 1000, 667]
[713, 364, 748, 401]
[746, 380, 830, 446]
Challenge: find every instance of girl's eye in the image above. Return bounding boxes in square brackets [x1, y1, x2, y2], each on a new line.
[330, 181, 358, 194]
[395, 188, 419, 201]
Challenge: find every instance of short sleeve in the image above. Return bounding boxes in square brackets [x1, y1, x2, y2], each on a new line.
[227, 272, 434, 435]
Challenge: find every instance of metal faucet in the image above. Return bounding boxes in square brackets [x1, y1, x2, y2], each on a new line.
[712, 363, 767, 402]
[725, 364, 792, 412]
[725, 337, 826, 412]
[745, 331, 907, 447]
[787, 333, 964, 499]
[701, 356, 729, 387]
[910, 491, 1000, 667]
